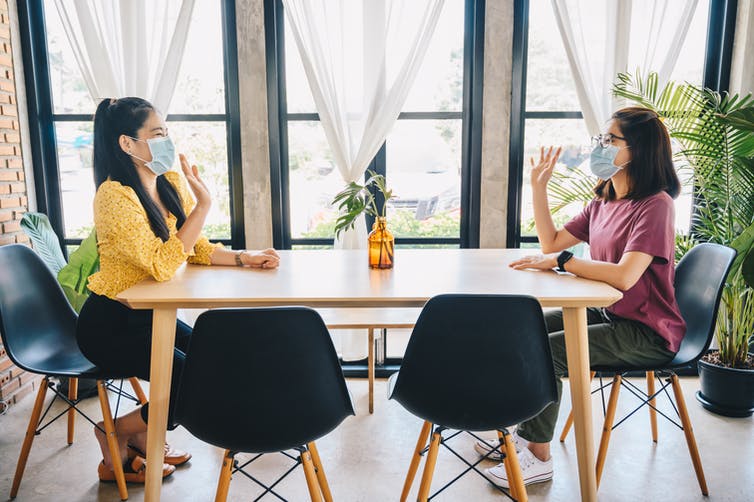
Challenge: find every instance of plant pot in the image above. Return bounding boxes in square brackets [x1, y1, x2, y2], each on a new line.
[696, 354, 754, 417]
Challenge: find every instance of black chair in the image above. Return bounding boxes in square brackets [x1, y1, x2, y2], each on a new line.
[558, 243, 736, 495]
[0, 244, 144, 501]
[388, 294, 558, 502]
[174, 307, 355, 502]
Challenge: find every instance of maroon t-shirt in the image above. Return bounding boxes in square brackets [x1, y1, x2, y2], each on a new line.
[564, 191, 686, 352]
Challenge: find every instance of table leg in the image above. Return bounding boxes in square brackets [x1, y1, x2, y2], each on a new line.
[562, 307, 597, 502]
[144, 308, 177, 502]
[368, 328, 375, 414]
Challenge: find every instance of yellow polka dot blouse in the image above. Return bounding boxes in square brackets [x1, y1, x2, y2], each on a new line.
[87, 170, 223, 299]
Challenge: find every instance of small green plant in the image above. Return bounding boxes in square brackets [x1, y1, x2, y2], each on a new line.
[332, 170, 395, 238]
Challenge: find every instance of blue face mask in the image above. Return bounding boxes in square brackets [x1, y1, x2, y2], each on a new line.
[128, 136, 176, 176]
[589, 144, 628, 180]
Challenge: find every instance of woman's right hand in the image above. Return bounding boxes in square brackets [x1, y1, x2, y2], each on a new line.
[180, 153, 212, 210]
[530, 146, 562, 190]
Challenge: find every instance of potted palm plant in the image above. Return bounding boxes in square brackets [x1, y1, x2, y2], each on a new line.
[550, 71, 754, 416]
[332, 169, 396, 269]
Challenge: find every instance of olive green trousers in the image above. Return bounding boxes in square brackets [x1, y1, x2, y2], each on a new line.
[516, 308, 675, 444]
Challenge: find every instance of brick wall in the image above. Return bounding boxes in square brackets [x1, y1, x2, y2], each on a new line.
[0, 0, 38, 414]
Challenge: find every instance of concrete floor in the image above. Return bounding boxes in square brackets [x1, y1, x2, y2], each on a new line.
[0, 377, 752, 502]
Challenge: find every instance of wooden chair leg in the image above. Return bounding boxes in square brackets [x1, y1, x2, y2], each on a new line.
[67, 377, 78, 445]
[416, 429, 442, 502]
[400, 421, 431, 502]
[368, 328, 375, 414]
[495, 431, 517, 500]
[559, 371, 596, 442]
[671, 375, 709, 495]
[302, 448, 324, 502]
[307, 442, 332, 502]
[646, 371, 658, 443]
[97, 380, 128, 501]
[503, 431, 527, 502]
[214, 449, 234, 502]
[595, 375, 621, 487]
[129, 377, 148, 405]
[10, 376, 48, 498]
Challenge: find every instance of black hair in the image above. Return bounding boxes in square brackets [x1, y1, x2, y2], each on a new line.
[93, 97, 186, 241]
[594, 106, 681, 201]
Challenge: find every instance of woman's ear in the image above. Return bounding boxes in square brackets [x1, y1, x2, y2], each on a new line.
[118, 134, 133, 155]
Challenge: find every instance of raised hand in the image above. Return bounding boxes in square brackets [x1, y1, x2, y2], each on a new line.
[530, 146, 562, 190]
[180, 153, 212, 209]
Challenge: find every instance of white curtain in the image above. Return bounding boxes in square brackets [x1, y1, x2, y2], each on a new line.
[54, 0, 195, 113]
[282, 0, 444, 359]
[551, 0, 698, 135]
[282, 0, 445, 248]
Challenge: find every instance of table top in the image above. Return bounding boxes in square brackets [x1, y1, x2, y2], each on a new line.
[117, 248, 622, 310]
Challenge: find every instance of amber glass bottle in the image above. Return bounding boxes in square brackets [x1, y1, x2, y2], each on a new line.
[368, 217, 394, 269]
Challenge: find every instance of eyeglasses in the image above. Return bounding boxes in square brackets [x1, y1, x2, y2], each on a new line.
[591, 133, 626, 148]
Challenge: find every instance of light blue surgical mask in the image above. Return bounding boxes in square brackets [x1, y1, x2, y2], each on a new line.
[127, 136, 175, 176]
[589, 144, 629, 180]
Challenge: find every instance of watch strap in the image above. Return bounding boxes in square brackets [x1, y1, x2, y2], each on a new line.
[557, 250, 574, 272]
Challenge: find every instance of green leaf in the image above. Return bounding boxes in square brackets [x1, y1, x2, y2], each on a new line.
[725, 107, 754, 132]
[742, 245, 754, 289]
[731, 221, 754, 279]
[20, 212, 67, 274]
[58, 229, 99, 313]
[331, 169, 396, 237]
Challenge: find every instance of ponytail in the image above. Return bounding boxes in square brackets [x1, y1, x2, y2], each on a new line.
[92, 97, 186, 241]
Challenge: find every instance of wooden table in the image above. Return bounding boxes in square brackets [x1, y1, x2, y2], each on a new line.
[117, 248, 622, 502]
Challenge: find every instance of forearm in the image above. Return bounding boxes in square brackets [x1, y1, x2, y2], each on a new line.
[209, 246, 239, 266]
[176, 205, 210, 253]
[563, 257, 634, 291]
[532, 186, 558, 252]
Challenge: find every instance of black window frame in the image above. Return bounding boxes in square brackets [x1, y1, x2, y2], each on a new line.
[264, 0, 485, 250]
[16, 0, 245, 255]
[507, 0, 738, 248]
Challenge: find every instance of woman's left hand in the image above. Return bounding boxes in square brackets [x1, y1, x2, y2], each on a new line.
[241, 248, 280, 269]
[509, 254, 558, 271]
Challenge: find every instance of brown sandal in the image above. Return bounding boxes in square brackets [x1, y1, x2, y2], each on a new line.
[98, 456, 175, 483]
[127, 443, 192, 466]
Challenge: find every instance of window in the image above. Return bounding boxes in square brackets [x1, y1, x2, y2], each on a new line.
[511, 0, 713, 247]
[269, 0, 482, 249]
[22, 0, 241, 249]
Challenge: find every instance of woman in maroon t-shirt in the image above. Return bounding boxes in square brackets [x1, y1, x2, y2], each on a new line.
[477, 107, 686, 489]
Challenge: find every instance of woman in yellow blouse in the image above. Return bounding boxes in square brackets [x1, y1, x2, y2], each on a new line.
[77, 97, 280, 482]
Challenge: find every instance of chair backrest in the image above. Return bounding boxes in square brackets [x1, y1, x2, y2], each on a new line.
[0, 244, 81, 374]
[389, 294, 558, 432]
[174, 307, 355, 454]
[670, 243, 736, 366]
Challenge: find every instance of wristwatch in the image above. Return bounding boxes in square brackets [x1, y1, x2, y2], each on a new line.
[557, 250, 574, 272]
[235, 250, 244, 267]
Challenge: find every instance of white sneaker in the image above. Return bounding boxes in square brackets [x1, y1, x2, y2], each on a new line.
[473, 429, 527, 461]
[483, 448, 553, 489]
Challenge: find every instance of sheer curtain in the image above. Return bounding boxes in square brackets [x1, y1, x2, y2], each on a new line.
[53, 0, 195, 113]
[282, 0, 445, 248]
[551, 0, 698, 135]
[282, 0, 444, 359]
